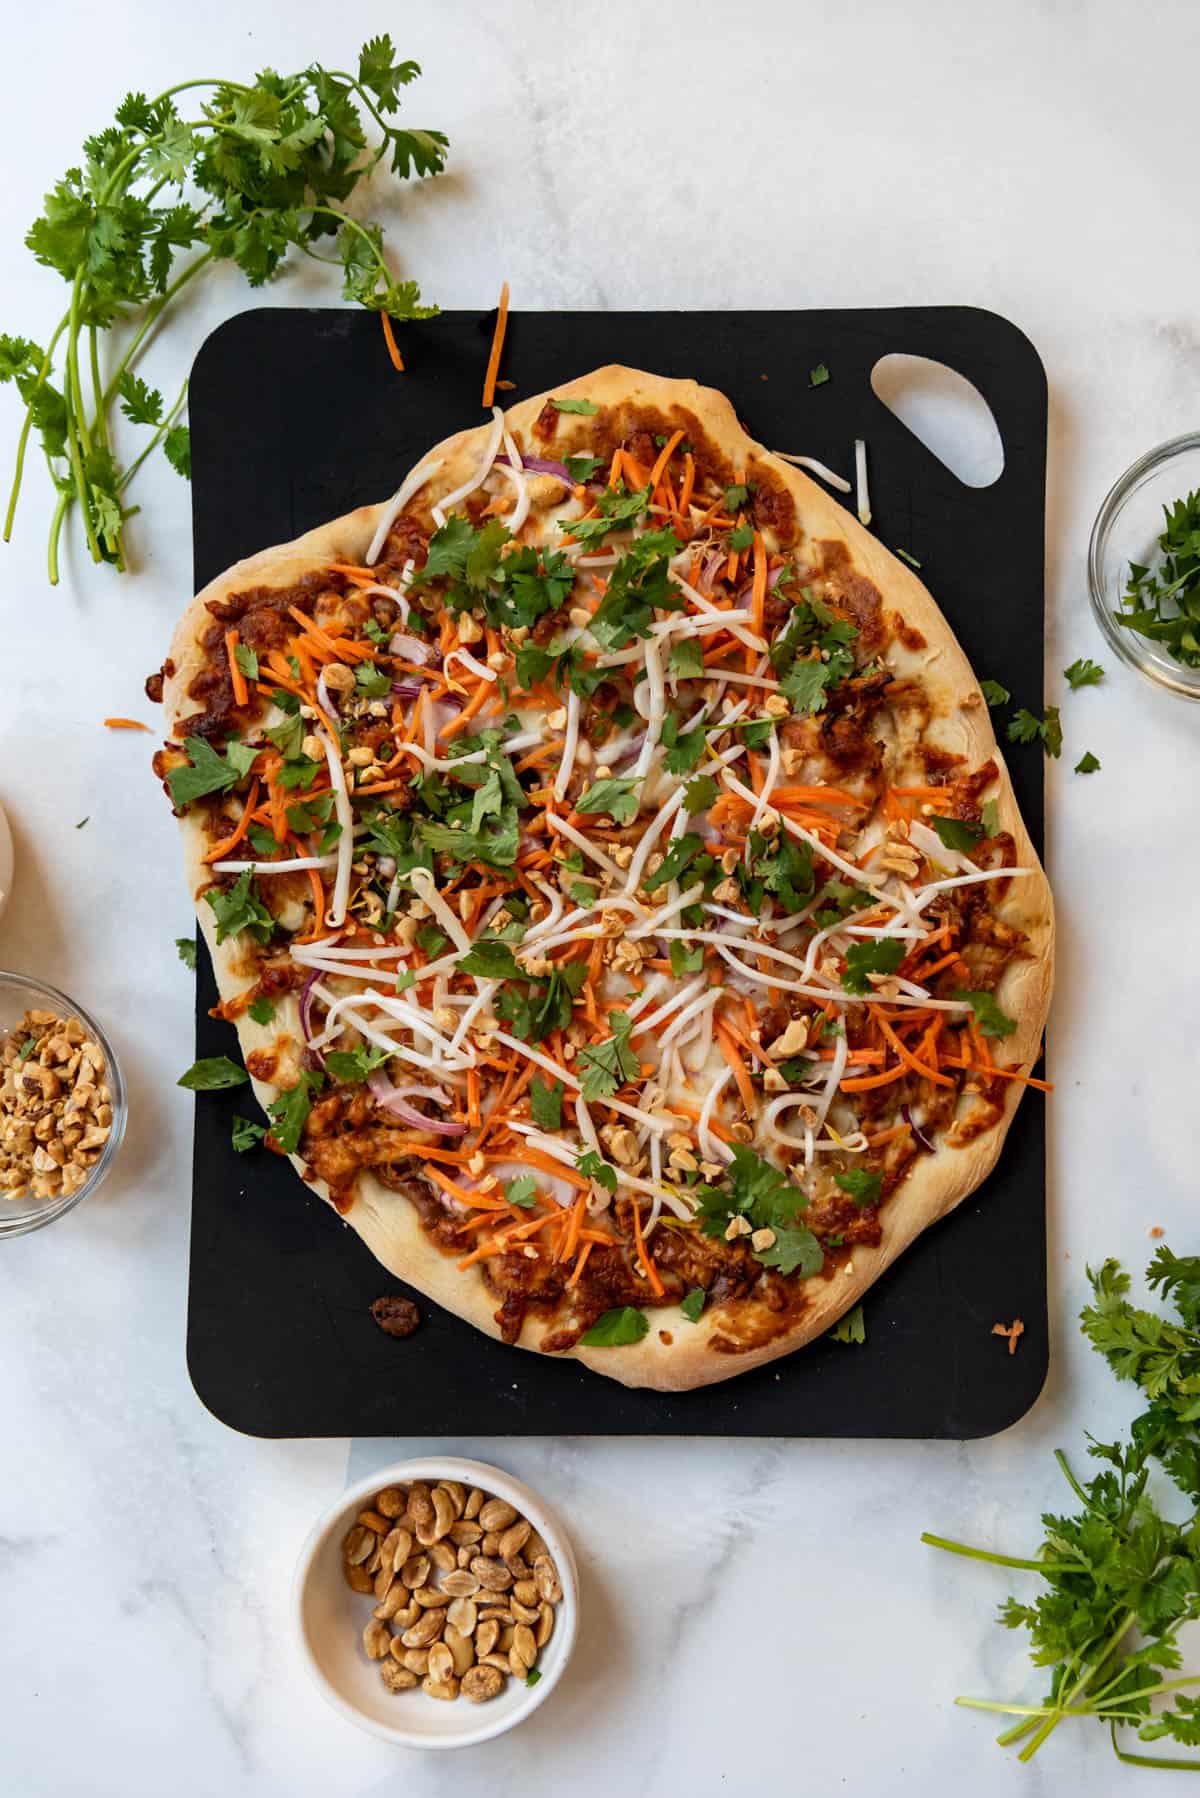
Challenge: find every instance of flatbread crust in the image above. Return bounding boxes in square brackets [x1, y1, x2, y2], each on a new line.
[162, 365, 1053, 1391]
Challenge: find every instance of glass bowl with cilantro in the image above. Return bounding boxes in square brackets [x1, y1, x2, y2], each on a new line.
[0, 970, 127, 1238]
[1089, 432, 1200, 698]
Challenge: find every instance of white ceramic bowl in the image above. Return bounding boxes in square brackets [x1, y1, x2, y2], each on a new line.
[292, 1457, 579, 1749]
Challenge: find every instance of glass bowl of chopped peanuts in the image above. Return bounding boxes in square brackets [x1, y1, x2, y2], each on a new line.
[0, 972, 126, 1237]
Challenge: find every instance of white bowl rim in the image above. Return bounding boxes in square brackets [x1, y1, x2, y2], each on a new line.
[290, 1455, 579, 1750]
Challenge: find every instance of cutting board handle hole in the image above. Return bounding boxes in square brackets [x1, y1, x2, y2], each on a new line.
[870, 354, 1004, 490]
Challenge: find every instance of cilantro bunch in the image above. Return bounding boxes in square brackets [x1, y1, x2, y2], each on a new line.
[1117, 490, 1200, 668]
[0, 36, 446, 583]
[926, 1248, 1200, 1770]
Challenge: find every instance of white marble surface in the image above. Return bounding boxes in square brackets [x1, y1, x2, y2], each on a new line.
[2, 1, 1198, 1790]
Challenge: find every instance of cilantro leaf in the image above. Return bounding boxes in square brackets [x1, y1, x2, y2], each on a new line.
[930, 814, 983, 853]
[325, 1043, 391, 1084]
[166, 735, 257, 808]
[670, 940, 705, 977]
[979, 678, 1010, 707]
[551, 396, 598, 415]
[580, 1306, 648, 1345]
[567, 481, 650, 546]
[1075, 750, 1101, 774]
[267, 1071, 321, 1155]
[577, 1149, 617, 1193]
[234, 642, 259, 681]
[757, 1220, 825, 1278]
[576, 778, 641, 825]
[1007, 705, 1062, 757]
[247, 996, 275, 1026]
[693, 1144, 823, 1279]
[118, 370, 163, 426]
[232, 1115, 265, 1152]
[830, 1304, 865, 1344]
[729, 522, 754, 551]
[780, 656, 841, 717]
[504, 1175, 538, 1209]
[177, 1055, 247, 1091]
[669, 638, 705, 679]
[834, 1167, 882, 1206]
[175, 936, 197, 969]
[724, 482, 749, 510]
[564, 454, 602, 482]
[842, 937, 905, 994]
[661, 717, 706, 775]
[458, 939, 523, 979]
[1064, 657, 1105, 689]
[809, 363, 830, 387]
[588, 535, 683, 650]
[683, 774, 718, 814]
[953, 988, 1017, 1039]
[355, 660, 392, 698]
[980, 799, 1000, 835]
[643, 832, 703, 893]
[204, 869, 274, 944]
[578, 1012, 640, 1101]
[680, 1288, 706, 1323]
[530, 1077, 564, 1131]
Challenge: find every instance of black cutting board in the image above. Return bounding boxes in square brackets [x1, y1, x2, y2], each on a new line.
[186, 306, 1047, 1439]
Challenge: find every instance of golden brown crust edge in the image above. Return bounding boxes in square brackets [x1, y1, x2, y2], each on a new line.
[163, 365, 1053, 1393]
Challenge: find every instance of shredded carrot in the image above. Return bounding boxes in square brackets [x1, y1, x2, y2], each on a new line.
[562, 1193, 585, 1262]
[750, 530, 767, 638]
[288, 604, 337, 650]
[877, 1014, 953, 1088]
[466, 1070, 481, 1131]
[866, 1123, 913, 1148]
[567, 1240, 594, 1287]
[202, 779, 260, 864]
[380, 309, 404, 372]
[647, 429, 685, 490]
[943, 1056, 1054, 1093]
[714, 1021, 757, 1117]
[426, 1166, 508, 1212]
[440, 680, 492, 739]
[498, 1147, 590, 1191]
[630, 1198, 665, 1297]
[224, 629, 249, 707]
[327, 563, 379, 583]
[840, 1062, 910, 1094]
[481, 280, 510, 408]
[104, 717, 151, 731]
[678, 451, 696, 518]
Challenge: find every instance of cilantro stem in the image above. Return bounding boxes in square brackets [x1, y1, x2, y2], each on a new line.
[60, 360, 101, 566]
[2, 314, 68, 542]
[1110, 1721, 1200, 1771]
[47, 491, 68, 586]
[116, 379, 188, 493]
[99, 252, 214, 411]
[920, 1532, 1077, 1574]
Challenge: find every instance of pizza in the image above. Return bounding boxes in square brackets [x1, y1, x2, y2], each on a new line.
[150, 365, 1053, 1391]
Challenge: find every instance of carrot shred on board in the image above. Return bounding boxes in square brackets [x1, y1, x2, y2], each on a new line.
[380, 309, 404, 372]
[992, 1318, 1025, 1355]
[103, 717, 151, 731]
[481, 280, 510, 408]
[202, 779, 260, 864]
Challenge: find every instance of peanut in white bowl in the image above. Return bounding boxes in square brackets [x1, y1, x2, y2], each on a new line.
[291, 1457, 579, 1749]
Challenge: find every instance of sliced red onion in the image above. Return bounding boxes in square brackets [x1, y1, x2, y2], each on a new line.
[902, 1104, 935, 1153]
[612, 733, 647, 770]
[391, 681, 424, 701]
[389, 632, 433, 664]
[367, 1070, 467, 1136]
[496, 451, 573, 484]
[298, 969, 326, 1068]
